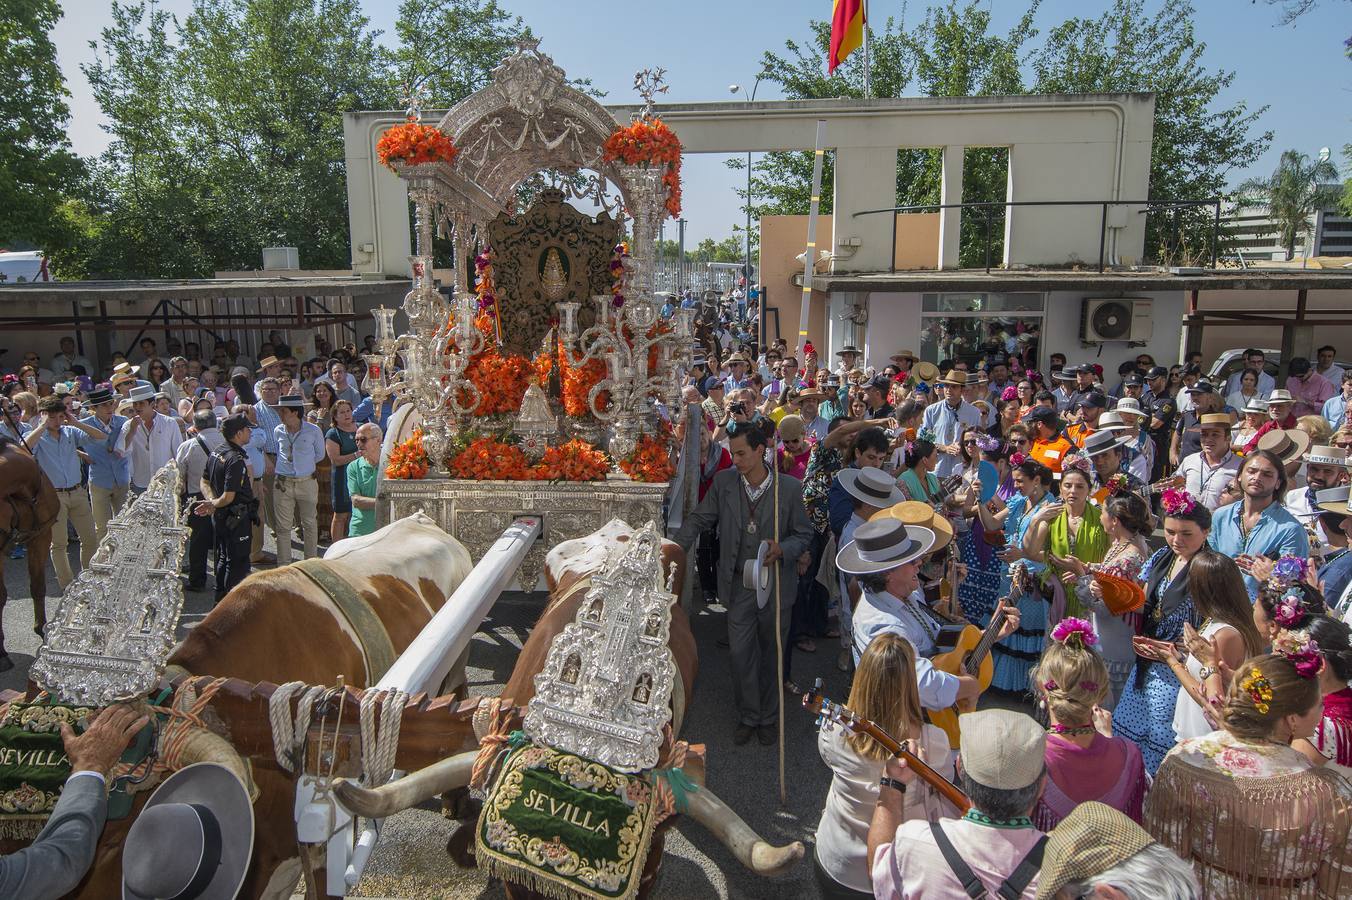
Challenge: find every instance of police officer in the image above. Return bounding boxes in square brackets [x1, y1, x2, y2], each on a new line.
[174, 409, 225, 591]
[193, 414, 256, 603]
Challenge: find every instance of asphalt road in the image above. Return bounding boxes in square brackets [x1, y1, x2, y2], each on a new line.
[2, 537, 855, 899]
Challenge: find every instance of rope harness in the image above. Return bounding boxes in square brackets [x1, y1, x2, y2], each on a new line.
[269, 680, 407, 787]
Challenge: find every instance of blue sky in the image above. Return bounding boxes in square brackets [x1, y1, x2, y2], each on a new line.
[53, 0, 1351, 245]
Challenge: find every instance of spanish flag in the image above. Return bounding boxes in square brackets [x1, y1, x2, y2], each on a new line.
[829, 0, 866, 73]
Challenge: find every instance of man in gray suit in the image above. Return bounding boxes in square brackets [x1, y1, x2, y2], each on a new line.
[1, 704, 149, 899]
[673, 418, 814, 746]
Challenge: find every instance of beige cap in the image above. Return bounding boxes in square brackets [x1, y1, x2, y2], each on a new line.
[958, 709, 1045, 790]
[777, 414, 805, 441]
[1036, 802, 1157, 899]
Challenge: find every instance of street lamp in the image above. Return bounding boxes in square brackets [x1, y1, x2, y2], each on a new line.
[730, 78, 763, 316]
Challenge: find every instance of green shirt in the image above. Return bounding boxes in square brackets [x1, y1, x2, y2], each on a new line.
[347, 456, 379, 537]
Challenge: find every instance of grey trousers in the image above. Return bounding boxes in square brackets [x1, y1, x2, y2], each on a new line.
[726, 586, 791, 727]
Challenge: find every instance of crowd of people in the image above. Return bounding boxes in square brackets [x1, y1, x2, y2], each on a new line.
[668, 316, 1352, 897]
[1, 330, 395, 604]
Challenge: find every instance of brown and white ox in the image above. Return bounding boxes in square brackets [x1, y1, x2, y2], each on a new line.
[334, 519, 804, 894]
[24, 512, 473, 900]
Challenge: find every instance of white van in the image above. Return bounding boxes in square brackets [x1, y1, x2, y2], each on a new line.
[0, 250, 52, 283]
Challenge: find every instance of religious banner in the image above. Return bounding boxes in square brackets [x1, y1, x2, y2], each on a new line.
[476, 740, 658, 900]
[0, 702, 90, 838]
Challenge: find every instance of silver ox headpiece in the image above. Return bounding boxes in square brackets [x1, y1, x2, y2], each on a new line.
[524, 522, 676, 772]
[31, 462, 188, 706]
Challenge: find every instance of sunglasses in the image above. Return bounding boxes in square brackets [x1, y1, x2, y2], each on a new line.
[962, 438, 979, 445]
[1011, 438, 1030, 446]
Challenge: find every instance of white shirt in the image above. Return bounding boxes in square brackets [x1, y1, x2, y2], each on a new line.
[1285, 484, 1330, 546]
[852, 588, 960, 711]
[50, 352, 94, 376]
[116, 413, 184, 489]
[1175, 450, 1240, 510]
[174, 427, 225, 496]
[1224, 369, 1275, 397]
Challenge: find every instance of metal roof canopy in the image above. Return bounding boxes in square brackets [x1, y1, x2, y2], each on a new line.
[803, 268, 1352, 293]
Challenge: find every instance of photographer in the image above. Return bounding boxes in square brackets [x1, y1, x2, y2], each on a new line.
[193, 414, 257, 603]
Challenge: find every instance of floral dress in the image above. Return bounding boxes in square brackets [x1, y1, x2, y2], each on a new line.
[802, 443, 843, 536]
[990, 492, 1052, 694]
[956, 470, 1003, 627]
[1080, 543, 1146, 710]
[1114, 547, 1202, 775]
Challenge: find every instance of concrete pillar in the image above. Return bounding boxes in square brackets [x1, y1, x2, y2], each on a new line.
[939, 145, 964, 270]
[831, 146, 901, 273]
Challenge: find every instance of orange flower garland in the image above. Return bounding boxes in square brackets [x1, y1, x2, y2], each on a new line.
[457, 313, 532, 416]
[619, 433, 676, 483]
[537, 439, 610, 482]
[385, 429, 430, 480]
[376, 121, 459, 171]
[602, 119, 682, 217]
[448, 435, 533, 481]
[557, 338, 609, 417]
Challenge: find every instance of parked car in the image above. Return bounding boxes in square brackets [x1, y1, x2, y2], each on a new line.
[0, 250, 52, 283]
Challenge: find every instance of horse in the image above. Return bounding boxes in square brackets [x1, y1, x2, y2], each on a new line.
[0, 435, 57, 672]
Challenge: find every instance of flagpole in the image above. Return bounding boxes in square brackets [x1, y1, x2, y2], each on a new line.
[862, 0, 871, 99]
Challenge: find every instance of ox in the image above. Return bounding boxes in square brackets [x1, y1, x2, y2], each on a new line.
[335, 519, 804, 894]
[20, 512, 473, 900]
[0, 435, 57, 670]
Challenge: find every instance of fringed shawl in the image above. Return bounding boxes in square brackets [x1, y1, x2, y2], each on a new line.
[1146, 733, 1352, 899]
[1317, 688, 1352, 768]
[1047, 505, 1108, 620]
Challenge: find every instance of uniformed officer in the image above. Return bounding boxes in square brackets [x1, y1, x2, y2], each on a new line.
[194, 414, 256, 603]
[174, 409, 225, 591]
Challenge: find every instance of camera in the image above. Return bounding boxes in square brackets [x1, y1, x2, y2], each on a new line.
[730, 401, 747, 415]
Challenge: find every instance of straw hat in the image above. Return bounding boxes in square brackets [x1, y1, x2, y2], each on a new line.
[1316, 485, 1351, 516]
[1092, 571, 1146, 615]
[913, 361, 940, 383]
[256, 355, 281, 372]
[870, 500, 954, 553]
[1036, 802, 1157, 900]
[1081, 429, 1133, 458]
[1240, 397, 1269, 416]
[938, 370, 973, 388]
[957, 709, 1045, 790]
[838, 467, 907, 510]
[127, 383, 156, 403]
[1304, 444, 1348, 467]
[1256, 428, 1311, 465]
[1094, 411, 1129, 433]
[1112, 397, 1147, 419]
[1267, 388, 1295, 404]
[891, 349, 918, 364]
[1199, 412, 1233, 429]
[835, 519, 937, 575]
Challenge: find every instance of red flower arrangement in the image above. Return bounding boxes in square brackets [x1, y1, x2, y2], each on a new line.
[537, 440, 610, 482]
[602, 119, 682, 217]
[448, 435, 533, 481]
[619, 433, 676, 483]
[376, 121, 459, 171]
[458, 313, 532, 416]
[385, 429, 430, 480]
[558, 339, 609, 417]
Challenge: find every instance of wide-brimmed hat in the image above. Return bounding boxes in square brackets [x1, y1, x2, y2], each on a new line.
[1240, 397, 1270, 415]
[122, 762, 254, 900]
[1036, 801, 1157, 900]
[838, 467, 907, 510]
[256, 355, 281, 371]
[1113, 397, 1147, 419]
[890, 349, 918, 363]
[112, 362, 140, 378]
[1081, 429, 1133, 458]
[835, 519, 937, 576]
[796, 388, 830, 403]
[1093, 571, 1146, 615]
[1199, 412, 1234, 429]
[835, 345, 861, 357]
[742, 540, 774, 609]
[913, 361, 940, 383]
[1317, 485, 1351, 516]
[1256, 428, 1311, 465]
[1305, 444, 1348, 467]
[1051, 369, 1076, 383]
[84, 387, 115, 407]
[870, 500, 954, 553]
[1267, 388, 1295, 404]
[725, 352, 750, 366]
[958, 709, 1045, 790]
[127, 383, 156, 403]
[938, 370, 972, 387]
[275, 393, 306, 409]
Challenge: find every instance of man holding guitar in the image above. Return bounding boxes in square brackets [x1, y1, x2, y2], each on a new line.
[838, 518, 1021, 715]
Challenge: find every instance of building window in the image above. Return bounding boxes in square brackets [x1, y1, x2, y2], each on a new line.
[920, 292, 1045, 370]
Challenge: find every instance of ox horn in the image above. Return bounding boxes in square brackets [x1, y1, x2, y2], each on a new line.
[684, 786, 804, 877]
[332, 750, 478, 820]
[164, 725, 257, 801]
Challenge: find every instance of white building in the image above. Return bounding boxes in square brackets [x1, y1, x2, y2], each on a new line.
[1224, 188, 1352, 261]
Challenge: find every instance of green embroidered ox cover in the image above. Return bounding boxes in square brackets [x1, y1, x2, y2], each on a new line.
[0, 703, 92, 838]
[476, 742, 659, 900]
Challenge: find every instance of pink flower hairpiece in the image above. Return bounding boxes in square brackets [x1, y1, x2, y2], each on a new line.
[1062, 454, 1092, 477]
[1051, 617, 1099, 647]
[1273, 631, 1324, 679]
[1105, 473, 1129, 497]
[1009, 451, 1027, 466]
[1042, 679, 1059, 691]
[1079, 680, 1099, 693]
[1273, 590, 1307, 629]
[1160, 488, 1197, 517]
[1001, 385, 1019, 401]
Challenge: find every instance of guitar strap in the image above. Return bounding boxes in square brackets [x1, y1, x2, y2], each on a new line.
[929, 821, 1047, 899]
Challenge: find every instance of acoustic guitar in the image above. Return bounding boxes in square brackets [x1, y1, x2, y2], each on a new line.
[925, 562, 1030, 749]
[1090, 473, 1184, 505]
[803, 679, 971, 813]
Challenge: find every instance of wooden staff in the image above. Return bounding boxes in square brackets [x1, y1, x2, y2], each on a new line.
[773, 454, 786, 806]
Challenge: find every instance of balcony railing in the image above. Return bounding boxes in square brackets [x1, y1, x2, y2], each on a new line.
[854, 197, 1223, 274]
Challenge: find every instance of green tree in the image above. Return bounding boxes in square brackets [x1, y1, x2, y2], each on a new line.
[1237, 149, 1341, 259]
[390, 0, 526, 108]
[0, 0, 85, 253]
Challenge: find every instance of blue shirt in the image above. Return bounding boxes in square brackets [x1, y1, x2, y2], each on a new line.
[31, 425, 89, 489]
[254, 400, 282, 454]
[921, 399, 983, 478]
[1323, 393, 1350, 430]
[272, 421, 327, 477]
[79, 414, 131, 489]
[1209, 499, 1310, 595]
[243, 425, 268, 478]
[352, 395, 394, 427]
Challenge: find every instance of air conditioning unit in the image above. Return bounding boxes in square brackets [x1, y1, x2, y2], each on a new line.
[1081, 298, 1153, 343]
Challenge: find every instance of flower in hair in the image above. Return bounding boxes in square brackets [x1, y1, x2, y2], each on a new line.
[1027, 370, 1043, 383]
[1270, 555, 1307, 588]
[1274, 631, 1325, 679]
[1160, 488, 1197, 516]
[1051, 617, 1099, 647]
[1062, 454, 1092, 477]
[974, 433, 1001, 453]
[1079, 680, 1099, 693]
[1272, 589, 1308, 629]
[1105, 473, 1129, 497]
[1001, 385, 1019, 401]
[1239, 667, 1273, 714]
[1009, 451, 1027, 466]
[1042, 679, 1059, 691]
[917, 427, 938, 444]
